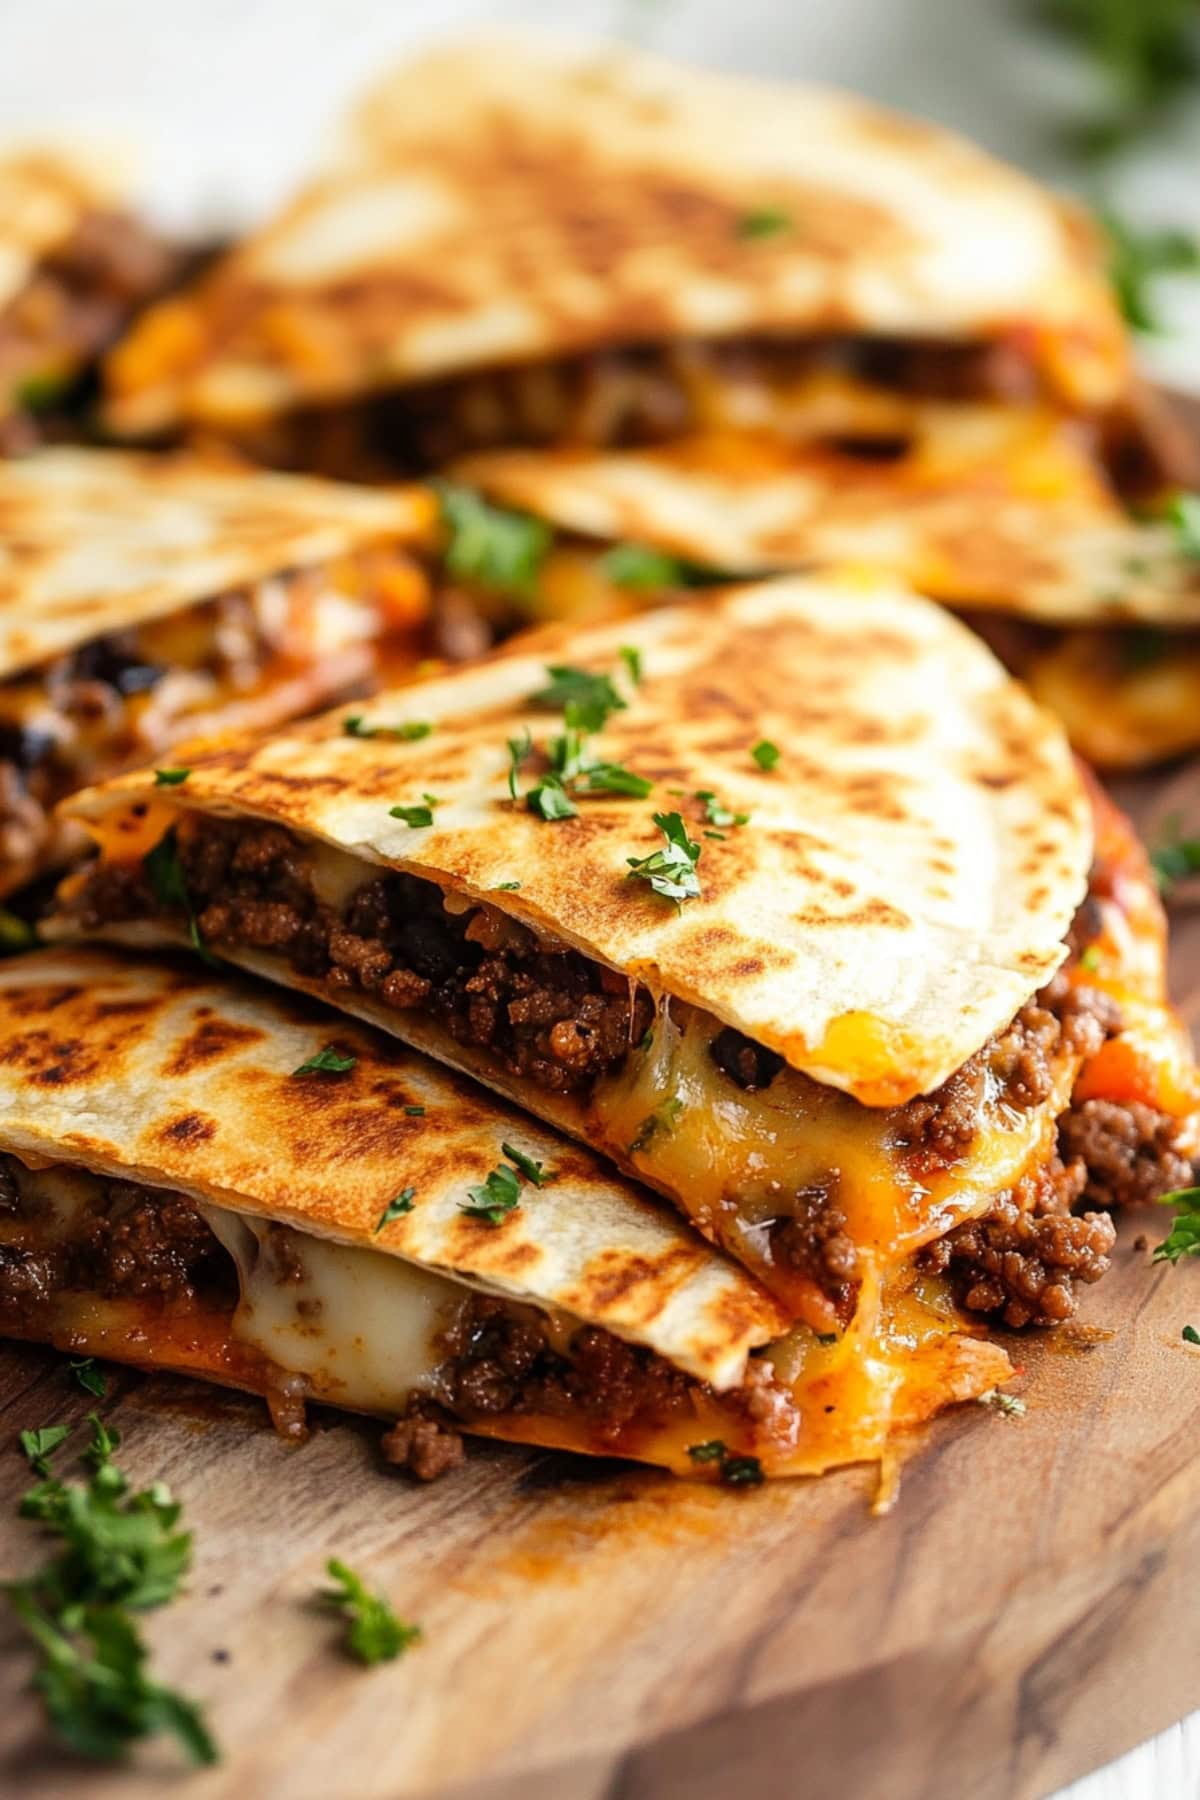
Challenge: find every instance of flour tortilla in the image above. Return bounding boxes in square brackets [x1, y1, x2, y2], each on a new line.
[65, 573, 1093, 1104]
[102, 37, 1126, 435]
[0, 944, 782, 1388]
[453, 415, 1200, 629]
[0, 448, 433, 679]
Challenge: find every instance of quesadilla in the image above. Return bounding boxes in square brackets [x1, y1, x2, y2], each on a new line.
[102, 38, 1128, 459]
[447, 383, 1200, 768]
[0, 449, 435, 898]
[54, 576, 1198, 1339]
[0, 147, 178, 449]
[0, 943, 1019, 1478]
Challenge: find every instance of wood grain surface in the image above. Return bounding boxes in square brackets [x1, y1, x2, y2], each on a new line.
[1, 784, 1199, 1800]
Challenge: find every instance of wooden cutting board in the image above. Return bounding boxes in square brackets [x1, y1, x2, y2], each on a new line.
[1, 773, 1199, 1800]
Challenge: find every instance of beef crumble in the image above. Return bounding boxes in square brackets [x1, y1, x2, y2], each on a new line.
[0, 1163, 234, 1327]
[920, 1157, 1116, 1329]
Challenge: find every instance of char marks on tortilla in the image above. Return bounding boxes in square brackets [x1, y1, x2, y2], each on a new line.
[67, 573, 1093, 1103]
[0, 448, 433, 677]
[0, 944, 784, 1387]
[103, 37, 1126, 434]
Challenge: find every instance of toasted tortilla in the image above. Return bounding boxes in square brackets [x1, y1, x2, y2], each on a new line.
[0, 449, 434, 678]
[0, 945, 1013, 1476]
[66, 574, 1091, 1101]
[452, 409, 1200, 630]
[103, 38, 1126, 436]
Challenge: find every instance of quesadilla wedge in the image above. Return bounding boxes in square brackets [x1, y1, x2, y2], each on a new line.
[0, 943, 1020, 1479]
[0, 147, 178, 449]
[102, 38, 1129, 460]
[0, 449, 437, 898]
[54, 576, 1198, 1337]
[447, 380, 1200, 768]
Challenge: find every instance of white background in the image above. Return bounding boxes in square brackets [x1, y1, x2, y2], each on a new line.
[1, 3, 1198, 1793]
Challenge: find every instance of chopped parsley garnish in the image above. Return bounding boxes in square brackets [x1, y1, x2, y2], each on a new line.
[602, 544, 688, 591]
[1183, 1325, 1200, 1346]
[696, 789, 749, 829]
[292, 1047, 357, 1077]
[389, 794, 440, 829]
[1165, 491, 1200, 558]
[500, 1142, 550, 1187]
[532, 664, 627, 733]
[20, 1425, 71, 1478]
[495, 880, 521, 892]
[977, 1389, 1027, 1418]
[626, 812, 702, 906]
[685, 1440, 764, 1485]
[736, 207, 792, 240]
[71, 1358, 107, 1400]
[721, 1456, 765, 1487]
[459, 1141, 550, 1226]
[619, 644, 643, 684]
[153, 768, 190, 787]
[435, 482, 550, 599]
[545, 726, 650, 798]
[526, 774, 578, 821]
[460, 1160, 523, 1226]
[344, 715, 433, 741]
[1150, 826, 1200, 897]
[84, 1414, 121, 1469]
[373, 1190, 416, 1234]
[141, 828, 215, 965]
[1154, 1186, 1200, 1263]
[628, 1096, 684, 1155]
[750, 739, 781, 772]
[320, 1559, 421, 1667]
[1101, 208, 1200, 334]
[1079, 945, 1103, 972]
[507, 726, 533, 799]
[403, 1105, 425, 1117]
[6, 1423, 215, 1765]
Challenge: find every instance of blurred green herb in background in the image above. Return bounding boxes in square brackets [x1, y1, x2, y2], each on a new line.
[1027, 0, 1200, 159]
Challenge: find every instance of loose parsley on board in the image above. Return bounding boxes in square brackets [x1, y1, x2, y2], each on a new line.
[6, 1420, 216, 1766]
[292, 1047, 357, 1077]
[70, 1358, 107, 1400]
[321, 1559, 421, 1667]
[1154, 1187, 1200, 1263]
[626, 812, 702, 906]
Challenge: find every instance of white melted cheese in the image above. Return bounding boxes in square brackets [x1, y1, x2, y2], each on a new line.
[198, 1208, 461, 1414]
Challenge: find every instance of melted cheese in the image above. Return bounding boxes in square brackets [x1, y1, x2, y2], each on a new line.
[199, 1209, 459, 1413]
[1026, 629, 1200, 770]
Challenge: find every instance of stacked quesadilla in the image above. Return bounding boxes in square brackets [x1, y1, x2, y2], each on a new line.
[50, 577, 1197, 1440]
[0, 148, 177, 450]
[0, 449, 434, 897]
[97, 39, 1200, 766]
[0, 942, 1015, 1478]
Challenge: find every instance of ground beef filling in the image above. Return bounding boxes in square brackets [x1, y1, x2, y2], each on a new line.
[433, 1295, 695, 1445]
[80, 818, 654, 1096]
[0, 1164, 235, 1327]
